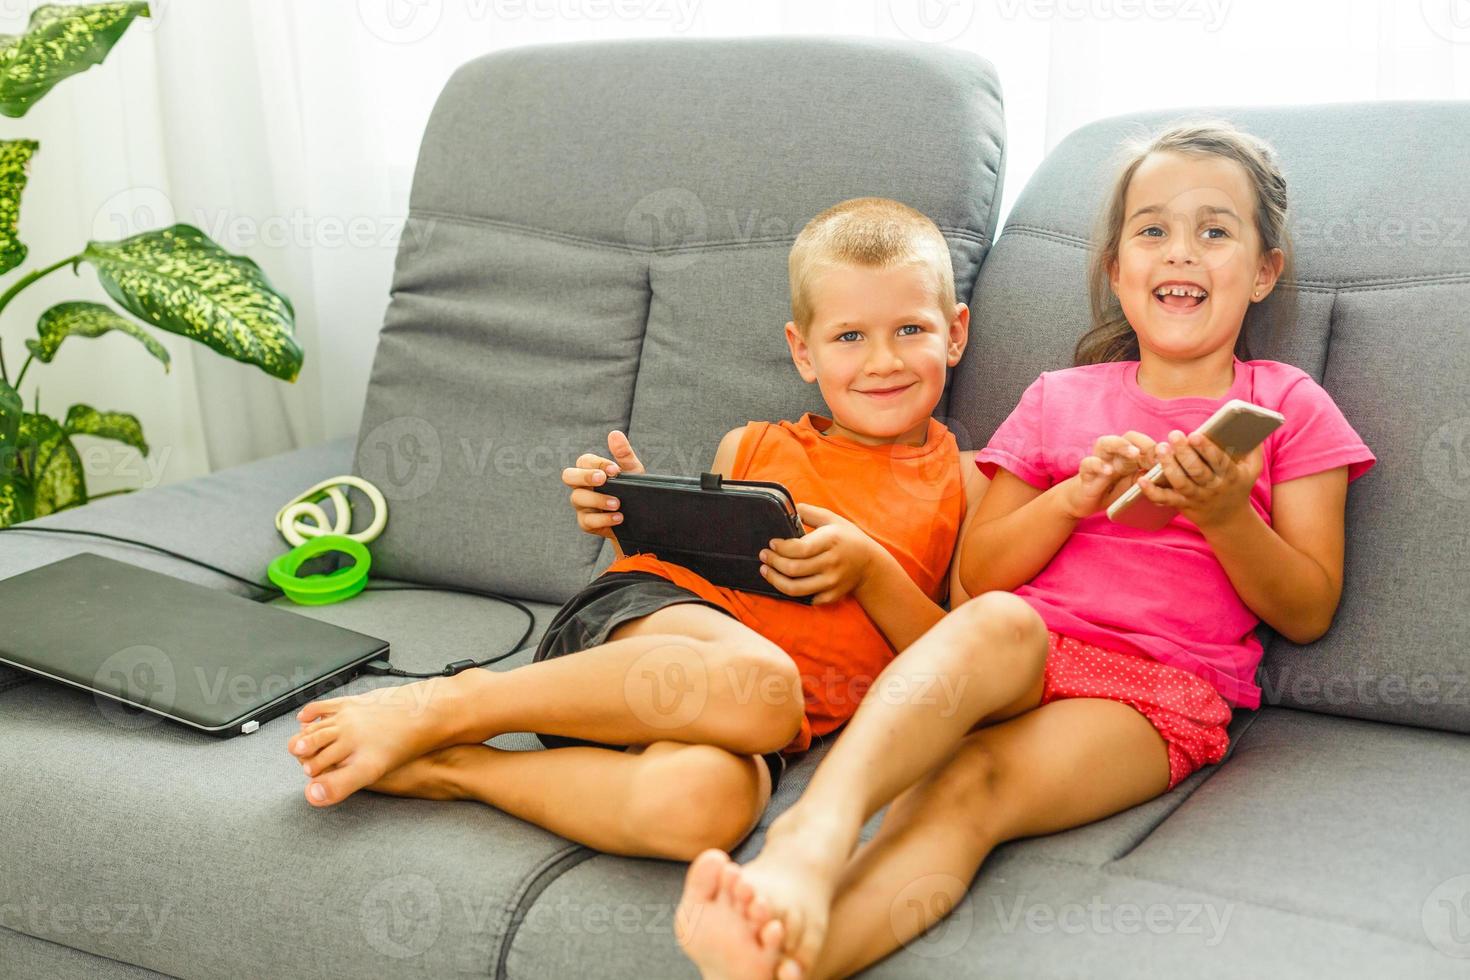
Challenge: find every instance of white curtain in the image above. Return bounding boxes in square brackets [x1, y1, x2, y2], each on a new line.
[2, 0, 1465, 494]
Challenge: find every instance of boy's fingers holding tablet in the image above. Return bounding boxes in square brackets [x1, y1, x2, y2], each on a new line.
[607, 429, 646, 475]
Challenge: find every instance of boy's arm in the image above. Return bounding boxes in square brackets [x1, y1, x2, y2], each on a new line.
[711, 426, 745, 478]
[852, 452, 989, 653]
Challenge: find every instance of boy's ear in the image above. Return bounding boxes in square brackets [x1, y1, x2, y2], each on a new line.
[947, 303, 970, 366]
[784, 320, 818, 383]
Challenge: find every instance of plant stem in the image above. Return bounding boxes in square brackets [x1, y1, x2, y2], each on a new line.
[13, 352, 33, 388]
[0, 254, 81, 387]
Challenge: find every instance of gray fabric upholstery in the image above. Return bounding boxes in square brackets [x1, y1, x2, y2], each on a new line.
[947, 102, 1470, 732]
[352, 36, 1006, 605]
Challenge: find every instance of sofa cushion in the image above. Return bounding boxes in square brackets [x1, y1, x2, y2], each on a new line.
[352, 36, 1007, 604]
[946, 102, 1470, 731]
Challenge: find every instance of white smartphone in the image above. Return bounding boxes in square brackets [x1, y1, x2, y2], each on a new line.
[1105, 399, 1285, 531]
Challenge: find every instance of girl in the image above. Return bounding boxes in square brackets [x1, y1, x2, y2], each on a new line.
[675, 120, 1376, 980]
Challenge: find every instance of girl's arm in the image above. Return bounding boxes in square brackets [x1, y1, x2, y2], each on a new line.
[958, 433, 1152, 596]
[1138, 430, 1348, 645]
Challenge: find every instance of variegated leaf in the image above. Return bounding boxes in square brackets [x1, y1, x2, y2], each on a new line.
[0, 3, 150, 118]
[26, 301, 171, 370]
[18, 411, 85, 516]
[0, 379, 28, 526]
[63, 403, 147, 455]
[0, 139, 36, 274]
[81, 223, 302, 382]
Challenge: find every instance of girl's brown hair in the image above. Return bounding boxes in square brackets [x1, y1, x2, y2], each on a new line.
[1076, 120, 1294, 366]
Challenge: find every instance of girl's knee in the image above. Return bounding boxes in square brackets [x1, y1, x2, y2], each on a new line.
[622, 743, 768, 860]
[957, 592, 1048, 674]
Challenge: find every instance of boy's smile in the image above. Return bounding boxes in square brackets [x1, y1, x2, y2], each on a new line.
[785, 261, 968, 447]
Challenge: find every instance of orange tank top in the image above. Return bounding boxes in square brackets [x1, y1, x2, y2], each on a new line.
[603, 412, 964, 753]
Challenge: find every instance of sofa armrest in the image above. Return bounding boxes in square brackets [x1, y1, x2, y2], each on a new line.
[0, 435, 357, 690]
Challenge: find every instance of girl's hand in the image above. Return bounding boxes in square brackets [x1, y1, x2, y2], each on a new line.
[1063, 431, 1159, 519]
[561, 430, 646, 540]
[1135, 430, 1263, 529]
[758, 502, 882, 605]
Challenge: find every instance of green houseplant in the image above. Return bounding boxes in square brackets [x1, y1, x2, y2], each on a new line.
[0, 2, 303, 527]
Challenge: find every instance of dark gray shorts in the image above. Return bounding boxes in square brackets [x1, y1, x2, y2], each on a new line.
[532, 570, 787, 793]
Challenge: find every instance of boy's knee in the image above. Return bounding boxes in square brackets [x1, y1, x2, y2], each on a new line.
[706, 639, 804, 754]
[624, 744, 767, 860]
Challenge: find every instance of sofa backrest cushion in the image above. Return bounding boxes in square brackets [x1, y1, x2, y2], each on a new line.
[353, 37, 1006, 604]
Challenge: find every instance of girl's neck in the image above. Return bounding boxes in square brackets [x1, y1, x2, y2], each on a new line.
[1136, 347, 1237, 400]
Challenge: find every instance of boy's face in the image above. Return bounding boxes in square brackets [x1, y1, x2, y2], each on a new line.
[784, 260, 968, 447]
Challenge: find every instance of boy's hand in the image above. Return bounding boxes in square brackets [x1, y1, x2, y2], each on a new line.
[1134, 430, 1263, 530]
[1063, 431, 1159, 519]
[561, 429, 646, 540]
[758, 503, 882, 605]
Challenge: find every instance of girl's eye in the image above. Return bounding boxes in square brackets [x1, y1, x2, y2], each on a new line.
[837, 330, 861, 342]
[1202, 226, 1229, 240]
[1140, 226, 1164, 238]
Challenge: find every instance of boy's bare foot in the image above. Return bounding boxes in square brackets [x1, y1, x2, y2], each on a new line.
[287, 678, 465, 807]
[677, 849, 786, 980]
[735, 812, 857, 978]
[364, 744, 483, 801]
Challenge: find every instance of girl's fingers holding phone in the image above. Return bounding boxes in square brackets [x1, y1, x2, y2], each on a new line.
[1189, 434, 1232, 475]
[1136, 472, 1187, 509]
[1156, 449, 1199, 496]
[1168, 434, 1214, 485]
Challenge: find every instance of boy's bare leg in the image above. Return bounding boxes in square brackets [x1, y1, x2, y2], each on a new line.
[794, 695, 1171, 979]
[677, 592, 1050, 975]
[289, 602, 803, 806]
[365, 738, 774, 861]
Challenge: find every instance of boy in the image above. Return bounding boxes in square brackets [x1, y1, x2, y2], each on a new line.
[285, 197, 988, 865]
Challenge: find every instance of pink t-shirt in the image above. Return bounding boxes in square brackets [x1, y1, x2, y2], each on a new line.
[975, 356, 1376, 709]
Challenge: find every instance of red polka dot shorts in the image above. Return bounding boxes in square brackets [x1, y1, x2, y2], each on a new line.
[1041, 631, 1233, 790]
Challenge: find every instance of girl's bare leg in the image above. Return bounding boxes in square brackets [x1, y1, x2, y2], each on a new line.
[678, 592, 1050, 973]
[367, 738, 774, 861]
[802, 695, 1171, 979]
[290, 602, 803, 806]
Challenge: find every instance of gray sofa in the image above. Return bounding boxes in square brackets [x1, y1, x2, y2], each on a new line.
[2, 35, 1467, 979]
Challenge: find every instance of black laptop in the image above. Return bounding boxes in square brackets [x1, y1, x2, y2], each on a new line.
[0, 552, 389, 736]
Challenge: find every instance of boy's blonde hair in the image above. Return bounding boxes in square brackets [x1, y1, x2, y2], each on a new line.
[789, 197, 956, 334]
[1079, 119, 1295, 366]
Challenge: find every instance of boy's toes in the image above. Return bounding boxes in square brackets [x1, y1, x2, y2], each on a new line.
[288, 724, 337, 759]
[304, 761, 364, 807]
[776, 956, 803, 980]
[687, 850, 726, 903]
[295, 698, 342, 725]
[301, 736, 352, 777]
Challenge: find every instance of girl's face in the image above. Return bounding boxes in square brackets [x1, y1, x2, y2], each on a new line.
[784, 260, 967, 447]
[1110, 151, 1284, 363]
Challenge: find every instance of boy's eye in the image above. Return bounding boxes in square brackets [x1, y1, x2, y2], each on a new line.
[837, 330, 861, 342]
[899, 324, 922, 335]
